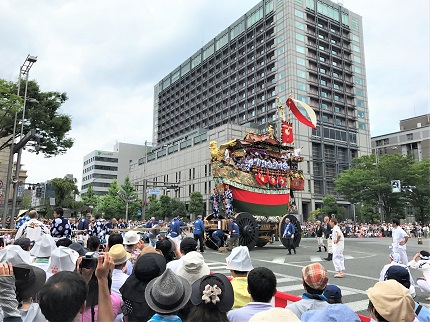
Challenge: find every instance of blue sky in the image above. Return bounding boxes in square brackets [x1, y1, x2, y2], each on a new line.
[0, 0, 428, 187]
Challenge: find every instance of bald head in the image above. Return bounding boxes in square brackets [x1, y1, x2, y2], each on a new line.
[29, 210, 38, 219]
[323, 216, 329, 223]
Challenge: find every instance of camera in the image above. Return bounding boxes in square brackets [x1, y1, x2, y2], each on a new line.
[81, 252, 99, 269]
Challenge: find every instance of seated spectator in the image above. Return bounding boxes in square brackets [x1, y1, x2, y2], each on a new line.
[176, 251, 209, 284]
[14, 263, 46, 322]
[323, 285, 342, 304]
[56, 238, 73, 248]
[46, 246, 79, 279]
[367, 280, 418, 322]
[120, 253, 166, 322]
[408, 251, 430, 300]
[87, 236, 101, 252]
[0, 245, 32, 265]
[225, 246, 254, 309]
[166, 237, 198, 273]
[13, 238, 31, 252]
[384, 265, 430, 321]
[301, 304, 360, 322]
[187, 273, 234, 322]
[286, 262, 329, 319]
[248, 308, 299, 322]
[228, 267, 276, 322]
[144, 268, 191, 322]
[30, 235, 57, 272]
[108, 244, 130, 297]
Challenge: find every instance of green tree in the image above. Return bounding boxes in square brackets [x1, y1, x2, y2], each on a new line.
[147, 195, 161, 219]
[20, 195, 32, 209]
[158, 195, 172, 218]
[335, 154, 414, 221]
[50, 176, 79, 209]
[407, 159, 430, 223]
[171, 198, 186, 217]
[81, 184, 99, 211]
[322, 195, 339, 216]
[0, 79, 74, 156]
[359, 203, 380, 224]
[188, 191, 204, 216]
[308, 208, 322, 223]
[98, 180, 123, 219]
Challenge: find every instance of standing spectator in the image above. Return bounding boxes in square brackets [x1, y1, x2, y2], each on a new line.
[166, 237, 198, 273]
[87, 236, 101, 252]
[367, 280, 418, 322]
[324, 216, 333, 261]
[49, 207, 71, 240]
[225, 246, 254, 309]
[331, 218, 345, 278]
[176, 251, 210, 285]
[144, 268, 192, 322]
[227, 218, 240, 251]
[123, 231, 143, 274]
[120, 253, 166, 322]
[193, 215, 205, 253]
[31, 234, 57, 272]
[92, 214, 109, 245]
[13, 238, 31, 252]
[392, 218, 409, 265]
[187, 273, 234, 322]
[106, 233, 123, 251]
[282, 217, 296, 255]
[408, 251, 430, 300]
[286, 263, 329, 319]
[227, 267, 277, 322]
[315, 220, 326, 252]
[108, 244, 130, 297]
[15, 210, 50, 242]
[46, 246, 79, 278]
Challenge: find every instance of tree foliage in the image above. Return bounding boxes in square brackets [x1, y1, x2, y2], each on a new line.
[50, 176, 79, 209]
[407, 159, 430, 223]
[81, 184, 99, 213]
[0, 79, 74, 157]
[188, 191, 204, 216]
[335, 154, 419, 221]
[322, 195, 339, 216]
[147, 194, 186, 219]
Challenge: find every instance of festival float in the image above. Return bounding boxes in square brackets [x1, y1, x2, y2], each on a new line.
[206, 95, 316, 250]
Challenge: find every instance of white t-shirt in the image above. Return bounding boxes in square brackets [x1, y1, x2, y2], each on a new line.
[166, 257, 183, 273]
[332, 225, 344, 248]
[393, 226, 408, 250]
[111, 269, 129, 298]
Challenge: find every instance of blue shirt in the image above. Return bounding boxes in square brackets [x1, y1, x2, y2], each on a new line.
[193, 219, 205, 235]
[283, 222, 295, 238]
[228, 222, 240, 238]
[170, 219, 185, 237]
[227, 302, 273, 322]
[146, 220, 158, 228]
[148, 314, 182, 322]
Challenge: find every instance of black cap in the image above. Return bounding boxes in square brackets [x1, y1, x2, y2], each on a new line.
[323, 284, 342, 300]
[385, 266, 410, 289]
[180, 237, 198, 252]
[14, 238, 31, 251]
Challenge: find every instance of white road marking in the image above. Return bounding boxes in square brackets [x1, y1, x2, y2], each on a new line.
[277, 284, 306, 292]
[309, 255, 324, 262]
[345, 299, 369, 312]
[272, 256, 286, 263]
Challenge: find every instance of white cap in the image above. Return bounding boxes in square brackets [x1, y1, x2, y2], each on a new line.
[30, 234, 57, 258]
[47, 246, 79, 278]
[225, 246, 253, 271]
[123, 231, 140, 245]
[176, 251, 210, 284]
[0, 245, 32, 265]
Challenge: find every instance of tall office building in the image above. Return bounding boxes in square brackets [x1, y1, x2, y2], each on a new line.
[81, 142, 147, 196]
[152, 0, 370, 211]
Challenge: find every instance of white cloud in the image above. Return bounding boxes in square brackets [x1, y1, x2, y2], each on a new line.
[0, 0, 428, 189]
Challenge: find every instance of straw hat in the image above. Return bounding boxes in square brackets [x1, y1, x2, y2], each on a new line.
[108, 244, 131, 265]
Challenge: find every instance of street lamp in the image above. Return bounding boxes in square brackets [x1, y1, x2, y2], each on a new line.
[2, 55, 37, 228]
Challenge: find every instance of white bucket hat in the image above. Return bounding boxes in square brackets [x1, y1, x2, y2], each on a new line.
[225, 246, 253, 271]
[30, 234, 56, 258]
[47, 246, 79, 278]
[176, 251, 210, 284]
[123, 231, 140, 245]
[0, 245, 32, 265]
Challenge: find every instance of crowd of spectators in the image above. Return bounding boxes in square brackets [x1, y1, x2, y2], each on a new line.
[302, 221, 429, 239]
[0, 209, 430, 322]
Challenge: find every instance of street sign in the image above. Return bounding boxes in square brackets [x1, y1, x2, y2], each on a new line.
[148, 189, 161, 195]
[391, 180, 401, 193]
[0, 180, 3, 189]
[50, 198, 56, 206]
[17, 185, 23, 197]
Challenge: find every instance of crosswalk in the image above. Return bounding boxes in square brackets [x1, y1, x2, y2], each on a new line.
[205, 259, 370, 313]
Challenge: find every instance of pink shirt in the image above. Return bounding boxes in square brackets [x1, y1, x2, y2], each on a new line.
[81, 293, 122, 322]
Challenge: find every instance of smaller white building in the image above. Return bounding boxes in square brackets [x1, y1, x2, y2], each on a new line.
[81, 142, 147, 196]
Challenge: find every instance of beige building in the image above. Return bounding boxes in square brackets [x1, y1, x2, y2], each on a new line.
[371, 114, 430, 162]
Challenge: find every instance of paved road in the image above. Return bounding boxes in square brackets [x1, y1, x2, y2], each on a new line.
[199, 235, 430, 316]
